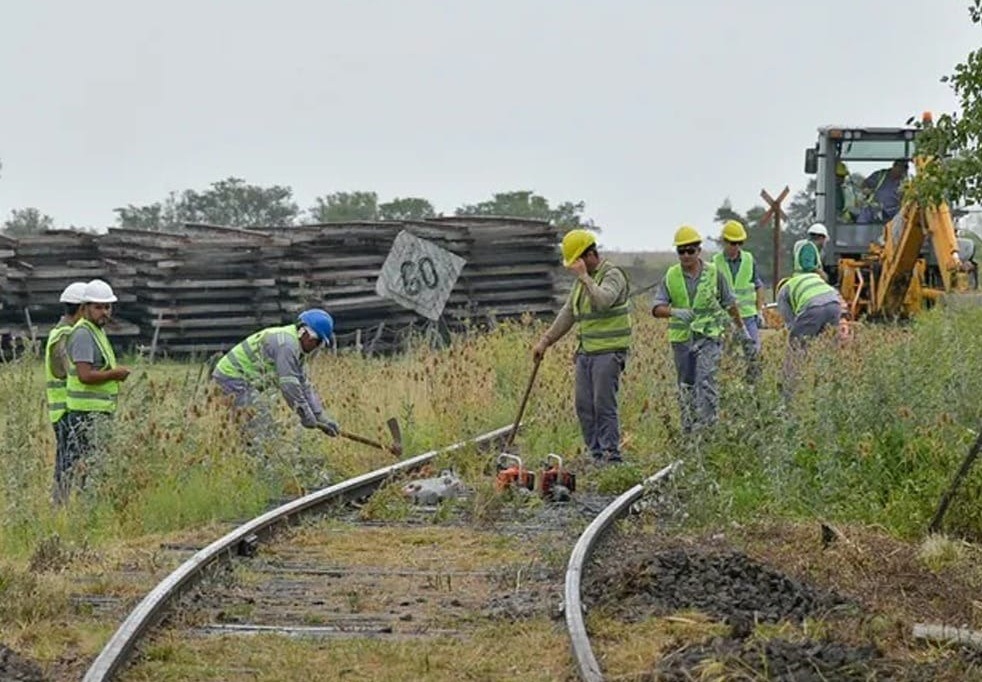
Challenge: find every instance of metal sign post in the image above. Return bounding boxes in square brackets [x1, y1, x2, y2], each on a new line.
[759, 186, 790, 298]
[376, 230, 467, 322]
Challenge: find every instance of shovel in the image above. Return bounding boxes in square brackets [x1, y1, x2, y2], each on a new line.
[339, 417, 403, 457]
[503, 357, 541, 451]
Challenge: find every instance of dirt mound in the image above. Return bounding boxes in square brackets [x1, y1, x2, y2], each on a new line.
[584, 548, 845, 626]
[0, 645, 46, 682]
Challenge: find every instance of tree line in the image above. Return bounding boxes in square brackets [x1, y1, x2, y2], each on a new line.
[0, 182, 595, 236]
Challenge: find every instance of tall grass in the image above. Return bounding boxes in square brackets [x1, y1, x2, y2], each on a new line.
[1, 306, 980, 559]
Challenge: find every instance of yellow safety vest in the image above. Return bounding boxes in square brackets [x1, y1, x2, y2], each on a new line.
[44, 322, 74, 423]
[570, 261, 631, 353]
[785, 273, 836, 314]
[65, 319, 120, 414]
[712, 251, 757, 318]
[665, 263, 726, 342]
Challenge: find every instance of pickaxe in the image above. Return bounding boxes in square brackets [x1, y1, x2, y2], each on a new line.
[339, 417, 403, 457]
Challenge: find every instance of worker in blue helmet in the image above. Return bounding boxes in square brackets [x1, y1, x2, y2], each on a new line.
[212, 308, 340, 439]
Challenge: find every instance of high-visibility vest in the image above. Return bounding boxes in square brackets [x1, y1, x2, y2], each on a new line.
[793, 239, 822, 273]
[571, 261, 631, 353]
[665, 263, 726, 342]
[65, 319, 120, 414]
[712, 251, 757, 318]
[214, 324, 299, 388]
[785, 273, 836, 314]
[44, 322, 74, 423]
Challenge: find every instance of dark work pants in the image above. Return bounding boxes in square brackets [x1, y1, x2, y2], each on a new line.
[783, 300, 841, 400]
[671, 337, 723, 433]
[574, 351, 626, 460]
[52, 416, 72, 503]
[60, 411, 110, 499]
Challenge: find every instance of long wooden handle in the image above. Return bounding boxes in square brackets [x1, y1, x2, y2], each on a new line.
[339, 430, 386, 451]
[505, 357, 541, 449]
[929, 426, 982, 534]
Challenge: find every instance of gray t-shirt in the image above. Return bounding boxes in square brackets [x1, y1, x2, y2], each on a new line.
[67, 325, 107, 369]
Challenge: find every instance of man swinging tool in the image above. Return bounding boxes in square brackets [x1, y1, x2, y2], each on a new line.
[212, 309, 340, 448]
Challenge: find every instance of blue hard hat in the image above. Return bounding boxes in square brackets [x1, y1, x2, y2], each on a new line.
[298, 308, 334, 342]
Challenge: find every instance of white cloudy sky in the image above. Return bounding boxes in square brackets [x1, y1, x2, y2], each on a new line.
[0, 1, 978, 249]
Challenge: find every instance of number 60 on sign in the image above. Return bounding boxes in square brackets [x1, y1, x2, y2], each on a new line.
[376, 230, 467, 321]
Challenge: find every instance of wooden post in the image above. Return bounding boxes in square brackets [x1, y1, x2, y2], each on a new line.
[759, 186, 790, 299]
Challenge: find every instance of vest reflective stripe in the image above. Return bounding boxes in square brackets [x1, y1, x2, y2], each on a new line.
[571, 261, 631, 353]
[65, 319, 119, 414]
[786, 273, 835, 314]
[44, 323, 74, 423]
[214, 325, 298, 386]
[665, 263, 726, 342]
[712, 251, 757, 318]
[793, 239, 821, 273]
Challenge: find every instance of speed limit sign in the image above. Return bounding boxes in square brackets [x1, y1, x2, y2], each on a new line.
[376, 230, 466, 321]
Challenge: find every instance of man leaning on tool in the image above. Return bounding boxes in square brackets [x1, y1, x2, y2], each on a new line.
[651, 226, 751, 434]
[46, 281, 86, 502]
[64, 279, 132, 493]
[211, 309, 341, 451]
[532, 229, 631, 464]
[776, 270, 850, 400]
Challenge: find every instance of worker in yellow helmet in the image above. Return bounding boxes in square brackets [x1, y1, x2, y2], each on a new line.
[533, 229, 631, 464]
[712, 220, 764, 382]
[651, 226, 751, 434]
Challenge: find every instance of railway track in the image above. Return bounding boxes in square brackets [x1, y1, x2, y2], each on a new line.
[82, 418, 686, 682]
[76, 428, 981, 681]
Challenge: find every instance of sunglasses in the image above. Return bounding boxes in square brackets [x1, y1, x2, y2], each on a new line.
[725, 240, 744, 246]
[676, 245, 700, 255]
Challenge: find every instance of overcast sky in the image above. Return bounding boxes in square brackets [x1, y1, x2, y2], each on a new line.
[0, 1, 978, 250]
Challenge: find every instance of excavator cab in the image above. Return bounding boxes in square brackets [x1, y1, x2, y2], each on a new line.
[804, 119, 977, 318]
[805, 125, 918, 281]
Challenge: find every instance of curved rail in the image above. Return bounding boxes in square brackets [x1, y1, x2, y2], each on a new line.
[564, 460, 681, 682]
[84, 424, 514, 682]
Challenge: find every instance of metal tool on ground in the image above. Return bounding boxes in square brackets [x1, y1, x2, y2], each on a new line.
[928, 426, 982, 534]
[495, 454, 535, 493]
[339, 417, 403, 457]
[540, 453, 576, 502]
[503, 357, 541, 452]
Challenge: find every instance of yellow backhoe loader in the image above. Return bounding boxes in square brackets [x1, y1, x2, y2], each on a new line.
[803, 113, 978, 319]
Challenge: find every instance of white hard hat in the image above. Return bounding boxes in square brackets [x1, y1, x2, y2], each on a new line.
[807, 222, 829, 237]
[59, 282, 88, 304]
[82, 279, 118, 304]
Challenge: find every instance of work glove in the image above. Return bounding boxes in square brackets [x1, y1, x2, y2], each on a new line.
[736, 325, 755, 353]
[669, 308, 695, 324]
[756, 313, 766, 329]
[316, 415, 340, 437]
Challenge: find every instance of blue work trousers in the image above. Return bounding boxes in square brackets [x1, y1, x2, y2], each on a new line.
[574, 351, 626, 460]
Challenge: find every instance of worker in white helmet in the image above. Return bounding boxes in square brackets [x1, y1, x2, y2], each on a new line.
[63, 279, 131, 494]
[46, 282, 87, 502]
[792, 223, 829, 281]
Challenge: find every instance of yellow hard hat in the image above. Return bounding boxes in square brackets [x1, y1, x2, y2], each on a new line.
[561, 229, 597, 267]
[673, 225, 702, 247]
[721, 220, 747, 242]
[836, 161, 849, 177]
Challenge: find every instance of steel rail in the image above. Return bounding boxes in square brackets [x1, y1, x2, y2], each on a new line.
[84, 423, 513, 682]
[564, 460, 681, 682]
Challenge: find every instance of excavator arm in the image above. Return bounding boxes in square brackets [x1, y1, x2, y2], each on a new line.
[873, 158, 966, 317]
